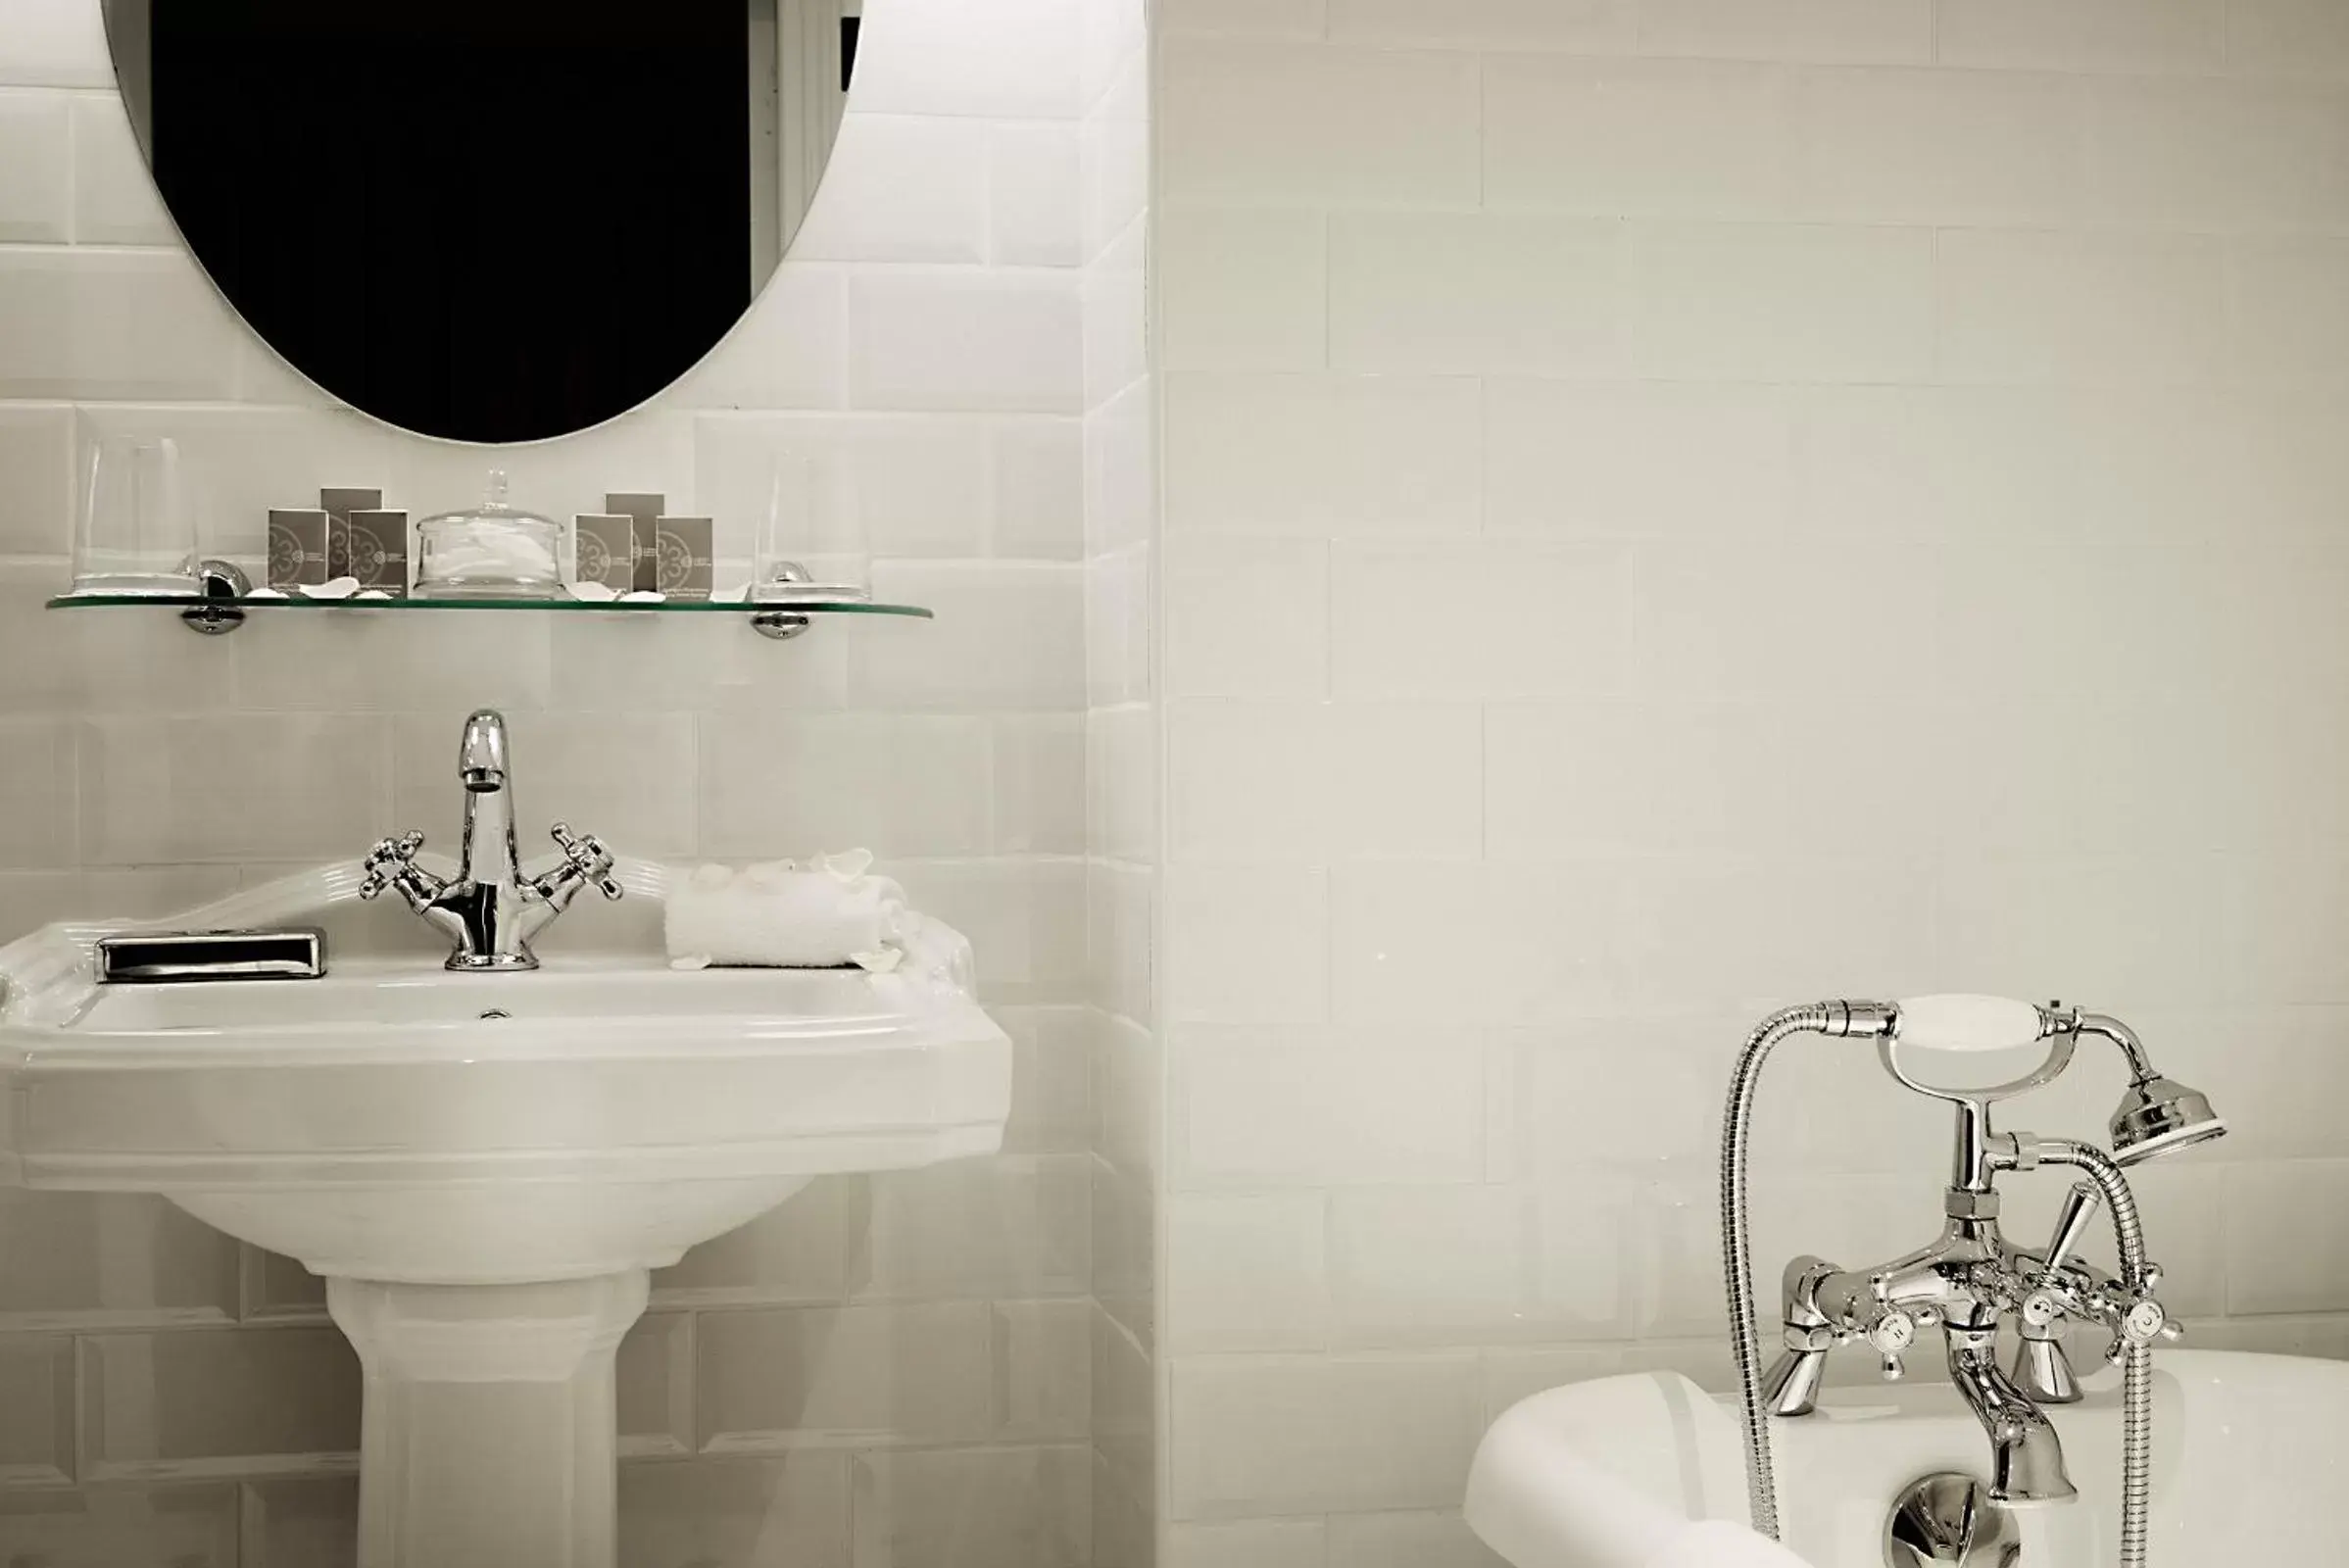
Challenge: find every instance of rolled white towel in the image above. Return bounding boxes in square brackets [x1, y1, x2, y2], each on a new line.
[663, 851, 907, 970]
[1645, 1521, 1811, 1568]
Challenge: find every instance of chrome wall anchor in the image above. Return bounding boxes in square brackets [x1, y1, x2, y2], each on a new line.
[179, 559, 251, 635]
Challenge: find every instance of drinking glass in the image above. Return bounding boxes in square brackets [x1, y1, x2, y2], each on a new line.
[69, 435, 199, 596]
[751, 452, 867, 605]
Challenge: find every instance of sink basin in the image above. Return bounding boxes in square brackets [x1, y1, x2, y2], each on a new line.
[5, 956, 1008, 1281]
[0, 858, 1012, 1568]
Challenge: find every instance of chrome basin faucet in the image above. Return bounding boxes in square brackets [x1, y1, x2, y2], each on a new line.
[358, 709, 622, 971]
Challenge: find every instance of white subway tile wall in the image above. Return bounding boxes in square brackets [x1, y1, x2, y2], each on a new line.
[1082, 0, 1156, 1561]
[0, 2, 1149, 1566]
[1155, 0, 2349, 1559]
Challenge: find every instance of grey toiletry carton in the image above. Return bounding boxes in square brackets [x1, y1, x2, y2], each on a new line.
[654, 516, 714, 600]
[319, 487, 383, 582]
[605, 493, 665, 593]
[347, 509, 409, 596]
[574, 514, 639, 593]
[268, 509, 330, 590]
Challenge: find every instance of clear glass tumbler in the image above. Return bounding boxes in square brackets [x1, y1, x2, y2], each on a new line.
[68, 434, 199, 596]
[751, 452, 868, 605]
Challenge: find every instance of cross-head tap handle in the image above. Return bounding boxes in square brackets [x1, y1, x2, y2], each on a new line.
[549, 821, 624, 901]
[360, 831, 426, 900]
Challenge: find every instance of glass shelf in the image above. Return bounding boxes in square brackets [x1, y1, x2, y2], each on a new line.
[49, 592, 930, 616]
[46, 592, 931, 641]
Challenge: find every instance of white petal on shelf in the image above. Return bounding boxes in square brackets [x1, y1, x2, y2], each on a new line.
[300, 576, 362, 600]
[567, 582, 619, 604]
[817, 849, 876, 881]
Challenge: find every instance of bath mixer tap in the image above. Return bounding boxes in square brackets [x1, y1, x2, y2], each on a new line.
[1721, 996, 2226, 1568]
[1766, 1166, 2173, 1505]
[358, 709, 622, 971]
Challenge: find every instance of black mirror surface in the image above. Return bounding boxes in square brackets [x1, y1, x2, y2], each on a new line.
[102, 0, 859, 443]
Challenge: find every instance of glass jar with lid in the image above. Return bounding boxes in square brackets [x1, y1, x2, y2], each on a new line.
[414, 470, 566, 600]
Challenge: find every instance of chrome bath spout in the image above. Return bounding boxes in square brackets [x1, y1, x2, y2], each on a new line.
[1947, 1328, 2076, 1505]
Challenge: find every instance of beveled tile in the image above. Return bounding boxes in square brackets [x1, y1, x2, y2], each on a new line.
[1093, 1451, 1157, 1568]
[998, 1005, 1095, 1155]
[992, 715, 1087, 856]
[886, 858, 1089, 1004]
[699, 1302, 994, 1449]
[0, 1191, 238, 1331]
[0, 1334, 73, 1485]
[651, 1176, 852, 1307]
[849, 1445, 1090, 1568]
[618, 1453, 852, 1568]
[238, 1248, 327, 1324]
[620, 1312, 696, 1460]
[0, 90, 72, 242]
[241, 1477, 359, 1568]
[699, 715, 993, 859]
[848, 562, 1085, 711]
[1169, 1352, 1482, 1519]
[70, 93, 172, 245]
[0, 569, 91, 716]
[0, 402, 71, 555]
[1092, 1158, 1155, 1352]
[0, 249, 243, 401]
[849, 1155, 1091, 1301]
[76, 714, 391, 866]
[991, 1299, 1092, 1440]
[0, 717, 75, 870]
[0, 1485, 240, 1568]
[78, 1326, 360, 1482]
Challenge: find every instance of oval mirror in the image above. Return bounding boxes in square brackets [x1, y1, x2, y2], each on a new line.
[98, 0, 863, 444]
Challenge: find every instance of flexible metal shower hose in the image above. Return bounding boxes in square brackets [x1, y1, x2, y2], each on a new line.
[1718, 1003, 1841, 1541]
[2041, 1140, 2155, 1568]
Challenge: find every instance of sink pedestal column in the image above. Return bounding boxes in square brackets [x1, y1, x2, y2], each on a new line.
[327, 1271, 650, 1568]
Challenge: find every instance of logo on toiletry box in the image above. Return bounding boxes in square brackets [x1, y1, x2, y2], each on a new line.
[269, 509, 329, 589]
[319, 487, 380, 582]
[655, 518, 713, 600]
[574, 514, 638, 593]
[348, 510, 409, 595]
[605, 493, 667, 594]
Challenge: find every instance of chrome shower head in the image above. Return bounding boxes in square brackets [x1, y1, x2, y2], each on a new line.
[2070, 1010, 2227, 1165]
[2108, 1073, 2227, 1166]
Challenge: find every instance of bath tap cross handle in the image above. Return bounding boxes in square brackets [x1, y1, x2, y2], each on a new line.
[359, 832, 427, 901]
[547, 822, 623, 901]
[1867, 1306, 1918, 1379]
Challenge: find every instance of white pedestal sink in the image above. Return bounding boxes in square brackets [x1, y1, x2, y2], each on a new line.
[0, 861, 1012, 1568]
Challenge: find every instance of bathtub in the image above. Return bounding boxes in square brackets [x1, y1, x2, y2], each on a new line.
[1465, 1349, 2348, 1567]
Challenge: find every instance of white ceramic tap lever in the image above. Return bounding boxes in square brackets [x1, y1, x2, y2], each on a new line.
[1891, 995, 2048, 1054]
